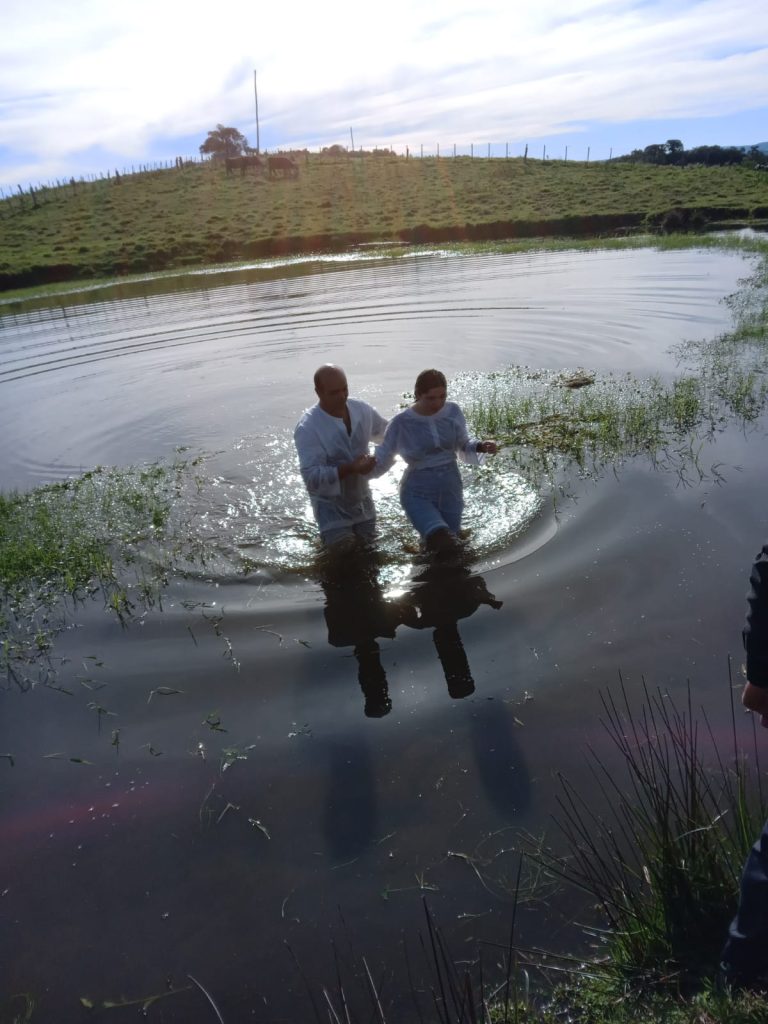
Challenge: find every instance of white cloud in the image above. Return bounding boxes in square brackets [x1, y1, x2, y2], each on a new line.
[1, 0, 767, 183]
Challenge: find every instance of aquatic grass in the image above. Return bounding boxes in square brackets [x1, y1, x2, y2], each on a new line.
[289, 898, 538, 1024]
[463, 251, 768, 492]
[0, 453, 211, 687]
[465, 369, 712, 488]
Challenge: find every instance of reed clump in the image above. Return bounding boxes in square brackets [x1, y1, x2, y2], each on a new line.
[534, 681, 766, 987]
[471, 680, 768, 1024]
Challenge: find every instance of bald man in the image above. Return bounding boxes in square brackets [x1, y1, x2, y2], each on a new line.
[294, 365, 388, 547]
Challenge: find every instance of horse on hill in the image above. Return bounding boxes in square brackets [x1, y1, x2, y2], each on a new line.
[225, 154, 264, 176]
[267, 155, 299, 179]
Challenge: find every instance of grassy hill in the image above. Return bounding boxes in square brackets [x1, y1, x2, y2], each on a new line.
[1, 153, 767, 289]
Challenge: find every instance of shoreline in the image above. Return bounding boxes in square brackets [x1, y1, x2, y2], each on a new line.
[3, 209, 767, 292]
[2, 224, 767, 307]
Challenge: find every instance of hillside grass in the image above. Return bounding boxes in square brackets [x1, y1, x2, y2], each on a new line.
[1, 154, 767, 287]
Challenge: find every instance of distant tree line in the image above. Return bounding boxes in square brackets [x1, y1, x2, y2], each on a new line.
[616, 139, 766, 167]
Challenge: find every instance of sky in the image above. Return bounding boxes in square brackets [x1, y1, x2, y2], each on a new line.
[1, 0, 767, 191]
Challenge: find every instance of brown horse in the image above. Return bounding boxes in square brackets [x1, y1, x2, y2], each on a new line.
[225, 154, 264, 176]
[267, 155, 299, 179]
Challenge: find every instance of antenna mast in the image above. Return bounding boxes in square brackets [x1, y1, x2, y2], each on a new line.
[254, 70, 260, 153]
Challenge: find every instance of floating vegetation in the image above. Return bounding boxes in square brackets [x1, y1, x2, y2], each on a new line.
[0, 452, 211, 689]
[463, 251, 768, 492]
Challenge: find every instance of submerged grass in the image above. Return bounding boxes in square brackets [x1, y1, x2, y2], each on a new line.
[0, 452, 210, 688]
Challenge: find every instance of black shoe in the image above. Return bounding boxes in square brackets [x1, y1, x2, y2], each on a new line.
[716, 960, 768, 994]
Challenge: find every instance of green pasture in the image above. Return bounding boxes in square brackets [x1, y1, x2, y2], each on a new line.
[1, 154, 767, 286]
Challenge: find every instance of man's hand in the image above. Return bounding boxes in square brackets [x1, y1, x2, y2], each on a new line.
[338, 454, 376, 480]
[742, 681, 768, 727]
[477, 440, 498, 455]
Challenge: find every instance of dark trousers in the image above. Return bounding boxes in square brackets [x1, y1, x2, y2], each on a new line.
[722, 819, 768, 983]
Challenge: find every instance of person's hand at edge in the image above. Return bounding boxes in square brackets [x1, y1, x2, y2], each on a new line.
[742, 681, 768, 728]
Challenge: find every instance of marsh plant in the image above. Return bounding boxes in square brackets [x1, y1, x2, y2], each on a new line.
[0, 452, 210, 688]
[463, 250, 768, 493]
[519, 679, 767, 993]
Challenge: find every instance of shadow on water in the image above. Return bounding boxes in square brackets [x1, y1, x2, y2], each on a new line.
[316, 543, 529, 859]
[322, 739, 379, 862]
[318, 544, 503, 715]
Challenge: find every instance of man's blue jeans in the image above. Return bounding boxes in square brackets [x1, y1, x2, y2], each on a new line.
[721, 818, 768, 985]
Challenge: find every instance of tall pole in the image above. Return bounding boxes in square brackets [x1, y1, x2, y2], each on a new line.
[254, 70, 260, 153]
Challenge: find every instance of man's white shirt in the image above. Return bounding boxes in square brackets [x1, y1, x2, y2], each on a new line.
[294, 399, 388, 535]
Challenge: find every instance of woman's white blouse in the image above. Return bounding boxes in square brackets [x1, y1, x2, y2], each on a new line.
[372, 402, 484, 478]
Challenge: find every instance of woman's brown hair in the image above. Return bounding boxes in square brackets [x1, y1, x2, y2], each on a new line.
[414, 368, 447, 398]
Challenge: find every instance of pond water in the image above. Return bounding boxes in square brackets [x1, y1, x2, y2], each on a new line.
[2, 246, 768, 1021]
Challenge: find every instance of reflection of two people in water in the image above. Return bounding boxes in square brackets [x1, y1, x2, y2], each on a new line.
[319, 544, 503, 717]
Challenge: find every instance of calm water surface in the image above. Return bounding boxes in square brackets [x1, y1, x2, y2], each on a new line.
[1, 247, 766, 1021]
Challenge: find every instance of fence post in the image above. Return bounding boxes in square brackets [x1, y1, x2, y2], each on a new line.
[437, 143, 439, 158]
[453, 143, 456, 158]
[487, 143, 490, 158]
[471, 143, 474, 158]
[564, 145, 568, 162]
[505, 142, 508, 159]
[587, 147, 590, 163]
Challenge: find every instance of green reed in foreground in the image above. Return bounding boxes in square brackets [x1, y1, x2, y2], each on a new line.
[445, 680, 768, 1024]
[534, 680, 765, 986]
[0, 453, 209, 688]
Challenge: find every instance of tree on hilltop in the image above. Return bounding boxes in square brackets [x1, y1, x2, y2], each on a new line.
[199, 125, 249, 159]
[643, 143, 668, 164]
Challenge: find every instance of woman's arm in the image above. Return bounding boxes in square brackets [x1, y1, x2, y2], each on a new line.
[368, 416, 401, 478]
[453, 405, 496, 465]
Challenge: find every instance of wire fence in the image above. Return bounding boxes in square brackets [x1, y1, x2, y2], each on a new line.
[0, 140, 611, 205]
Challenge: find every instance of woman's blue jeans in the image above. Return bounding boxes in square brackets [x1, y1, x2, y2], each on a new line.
[401, 462, 463, 541]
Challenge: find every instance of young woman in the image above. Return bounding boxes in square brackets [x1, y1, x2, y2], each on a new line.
[372, 369, 497, 549]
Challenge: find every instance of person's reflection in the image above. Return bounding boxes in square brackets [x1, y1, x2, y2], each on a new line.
[318, 545, 502, 715]
[319, 546, 402, 717]
[399, 551, 503, 698]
